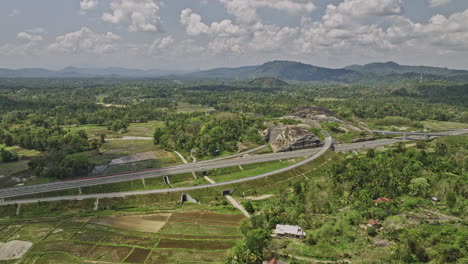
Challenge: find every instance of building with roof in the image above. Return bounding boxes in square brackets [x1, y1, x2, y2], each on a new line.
[274, 224, 306, 238]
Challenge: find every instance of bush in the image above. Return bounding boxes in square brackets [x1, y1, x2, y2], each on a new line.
[367, 226, 377, 237]
[0, 148, 18, 162]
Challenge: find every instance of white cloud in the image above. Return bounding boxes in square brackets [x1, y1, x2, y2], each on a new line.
[102, 0, 160, 32]
[180, 9, 211, 36]
[428, 0, 451, 8]
[211, 20, 243, 37]
[25, 28, 46, 34]
[80, 0, 99, 12]
[49, 27, 120, 54]
[8, 10, 20, 17]
[17, 32, 43, 42]
[148, 36, 174, 55]
[322, 0, 402, 28]
[219, 0, 316, 24]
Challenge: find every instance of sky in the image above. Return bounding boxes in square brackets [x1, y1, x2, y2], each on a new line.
[1, 0, 468, 70]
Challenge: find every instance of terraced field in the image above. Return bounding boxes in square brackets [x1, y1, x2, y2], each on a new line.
[0, 210, 244, 264]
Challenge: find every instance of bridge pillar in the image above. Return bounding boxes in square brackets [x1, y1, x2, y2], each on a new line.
[78, 187, 82, 195]
[425, 135, 429, 141]
[94, 198, 99, 211]
[141, 178, 146, 188]
[403, 134, 408, 140]
[16, 204, 21, 216]
[163, 176, 170, 185]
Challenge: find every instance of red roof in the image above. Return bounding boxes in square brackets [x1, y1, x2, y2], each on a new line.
[368, 219, 380, 226]
[373, 197, 391, 203]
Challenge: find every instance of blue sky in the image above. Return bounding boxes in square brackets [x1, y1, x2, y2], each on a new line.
[1, 0, 468, 70]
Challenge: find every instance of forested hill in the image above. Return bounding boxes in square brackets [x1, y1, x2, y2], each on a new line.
[186, 60, 355, 82]
[185, 60, 468, 83]
[2, 61, 468, 83]
[345, 61, 468, 76]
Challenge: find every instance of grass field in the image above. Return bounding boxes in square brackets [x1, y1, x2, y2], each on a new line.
[209, 158, 304, 183]
[63, 121, 164, 138]
[421, 121, 467, 131]
[0, 207, 243, 264]
[176, 102, 215, 113]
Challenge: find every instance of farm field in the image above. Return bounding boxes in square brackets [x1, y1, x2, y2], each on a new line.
[0, 208, 244, 264]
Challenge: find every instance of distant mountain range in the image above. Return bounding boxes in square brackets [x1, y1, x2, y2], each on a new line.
[1, 61, 468, 83]
[185, 61, 468, 83]
[0, 67, 187, 78]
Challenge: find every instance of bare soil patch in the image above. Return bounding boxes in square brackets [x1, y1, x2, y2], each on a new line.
[0, 240, 33, 260]
[89, 213, 171, 233]
[104, 234, 155, 248]
[109, 151, 156, 165]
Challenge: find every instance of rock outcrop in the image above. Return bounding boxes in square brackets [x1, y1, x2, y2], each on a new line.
[263, 125, 322, 153]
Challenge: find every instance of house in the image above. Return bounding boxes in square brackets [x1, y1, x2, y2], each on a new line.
[275, 224, 306, 238]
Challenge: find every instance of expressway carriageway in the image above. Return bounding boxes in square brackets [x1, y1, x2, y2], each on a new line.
[0, 132, 333, 205]
[371, 128, 468, 137]
[0, 130, 458, 202]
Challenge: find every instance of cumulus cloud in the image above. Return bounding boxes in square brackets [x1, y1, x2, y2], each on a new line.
[17, 32, 43, 42]
[180, 9, 211, 36]
[49, 27, 120, 54]
[322, 0, 403, 28]
[428, 0, 451, 8]
[219, 0, 316, 23]
[80, 0, 99, 12]
[102, 0, 160, 32]
[148, 36, 174, 55]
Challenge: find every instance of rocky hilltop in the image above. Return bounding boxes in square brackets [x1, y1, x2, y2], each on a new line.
[263, 125, 322, 153]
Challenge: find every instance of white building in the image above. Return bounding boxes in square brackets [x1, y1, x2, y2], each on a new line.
[275, 224, 306, 238]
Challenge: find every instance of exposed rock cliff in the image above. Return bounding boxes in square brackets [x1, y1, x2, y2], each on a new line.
[263, 125, 322, 153]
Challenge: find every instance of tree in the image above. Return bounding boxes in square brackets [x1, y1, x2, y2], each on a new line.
[435, 142, 448, 156]
[243, 201, 255, 214]
[408, 177, 430, 197]
[416, 140, 426, 149]
[0, 148, 18, 162]
[245, 228, 270, 255]
[445, 191, 457, 210]
[153, 127, 164, 144]
[3, 133, 13, 147]
[99, 134, 106, 144]
[366, 149, 375, 158]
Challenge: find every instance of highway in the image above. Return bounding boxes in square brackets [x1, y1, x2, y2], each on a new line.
[0, 131, 333, 205]
[0, 129, 465, 203]
[0, 144, 315, 199]
[371, 129, 467, 137]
